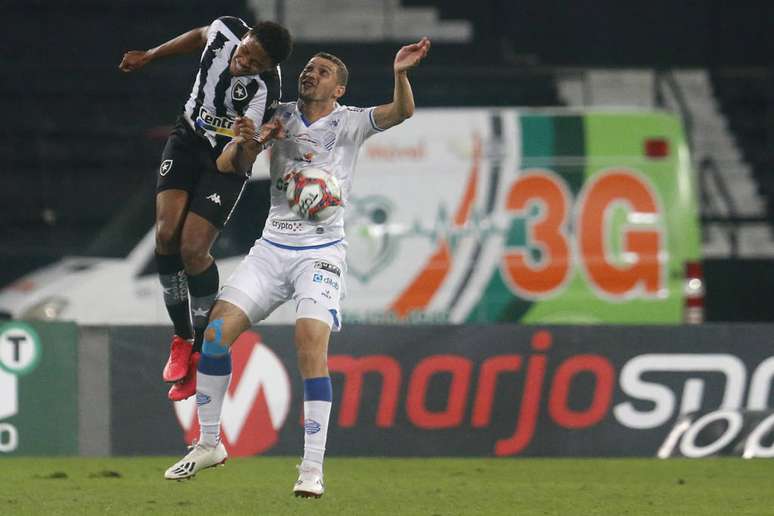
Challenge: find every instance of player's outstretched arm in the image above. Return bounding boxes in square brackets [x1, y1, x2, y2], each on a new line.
[217, 118, 286, 175]
[119, 25, 209, 72]
[372, 37, 431, 130]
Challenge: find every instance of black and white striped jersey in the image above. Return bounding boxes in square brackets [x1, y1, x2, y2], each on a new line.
[183, 16, 282, 155]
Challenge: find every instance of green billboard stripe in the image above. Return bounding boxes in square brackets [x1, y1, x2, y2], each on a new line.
[554, 116, 584, 157]
[520, 115, 554, 158]
[505, 217, 527, 247]
[520, 115, 585, 195]
[499, 295, 537, 323]
[553, 116, 585, 195]
[467, 267, 533, 323]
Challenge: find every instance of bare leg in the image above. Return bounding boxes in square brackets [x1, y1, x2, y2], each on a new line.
[179, 211, 220, 275]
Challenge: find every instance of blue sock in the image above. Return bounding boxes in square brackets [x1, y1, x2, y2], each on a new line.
[304, 377, 333, 401]
[303, 377, 332, 469]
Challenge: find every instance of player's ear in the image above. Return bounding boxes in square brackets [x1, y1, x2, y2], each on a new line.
[333, 84, 346, 100]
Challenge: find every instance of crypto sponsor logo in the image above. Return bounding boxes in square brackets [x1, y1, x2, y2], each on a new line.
[174, 331, 291, 456]
[270, 219, 305, 233]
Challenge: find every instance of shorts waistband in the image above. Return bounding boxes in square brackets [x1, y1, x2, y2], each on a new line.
[263, 238, 343, 251]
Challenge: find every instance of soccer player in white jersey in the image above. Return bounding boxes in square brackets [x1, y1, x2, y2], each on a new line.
[164, 37, 431, 497]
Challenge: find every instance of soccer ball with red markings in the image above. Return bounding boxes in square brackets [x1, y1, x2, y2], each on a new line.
[284, 168, 342, 221]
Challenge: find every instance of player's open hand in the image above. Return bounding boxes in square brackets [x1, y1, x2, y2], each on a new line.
[119, 50, 152, 72]
[394, 37, 431, 74]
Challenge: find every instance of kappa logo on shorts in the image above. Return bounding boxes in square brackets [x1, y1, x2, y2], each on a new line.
[314, 261, 341, 277]
[232, 81, 248, 101]
[160, 160, 173, 176]
[206, 193, 222, 205]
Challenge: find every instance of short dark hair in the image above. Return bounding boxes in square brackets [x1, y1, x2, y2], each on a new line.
[249, 21, 293, 66]
[313, 52, 348, 86]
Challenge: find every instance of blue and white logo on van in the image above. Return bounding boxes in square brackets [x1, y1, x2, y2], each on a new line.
[160, 160, 173, 176]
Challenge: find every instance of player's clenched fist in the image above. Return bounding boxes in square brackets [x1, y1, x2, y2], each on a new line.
[119, 50, 152, 72]
[233, 116, 257, 143]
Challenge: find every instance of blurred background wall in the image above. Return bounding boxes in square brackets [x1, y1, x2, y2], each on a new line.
[3, 0, 774, 321]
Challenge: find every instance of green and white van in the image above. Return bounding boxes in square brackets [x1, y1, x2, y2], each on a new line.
[345, 108, 703, 324]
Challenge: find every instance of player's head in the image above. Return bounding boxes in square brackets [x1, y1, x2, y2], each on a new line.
[298, 52, 348, 103]
[230, 21, 293, 76]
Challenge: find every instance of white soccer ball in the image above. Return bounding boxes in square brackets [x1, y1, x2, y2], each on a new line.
[284, 168, 342, 221]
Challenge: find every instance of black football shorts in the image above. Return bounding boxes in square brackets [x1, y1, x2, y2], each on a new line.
[157, 117, 246, 229]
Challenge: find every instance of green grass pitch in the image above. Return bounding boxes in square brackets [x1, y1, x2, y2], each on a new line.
[1, 457, 773, 515]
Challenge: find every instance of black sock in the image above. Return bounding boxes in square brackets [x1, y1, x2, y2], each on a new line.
[156, 252, 193, 340]
[188, 261, 219, 353]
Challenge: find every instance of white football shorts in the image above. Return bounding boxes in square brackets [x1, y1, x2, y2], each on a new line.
[218, 238, 346, 331]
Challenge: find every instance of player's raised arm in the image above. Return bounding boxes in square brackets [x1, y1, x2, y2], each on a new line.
[119, 25, 209, 72]
[217, 118, 286, 175]
[372, 37, 431, 130]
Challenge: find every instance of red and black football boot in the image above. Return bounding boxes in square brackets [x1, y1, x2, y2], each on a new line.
[168, 351, 200, 401]
[162, 335, 193, 383]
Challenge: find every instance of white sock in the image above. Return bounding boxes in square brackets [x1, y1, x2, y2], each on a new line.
[196, 370, 230, 447]
[303, 400, 332, 470]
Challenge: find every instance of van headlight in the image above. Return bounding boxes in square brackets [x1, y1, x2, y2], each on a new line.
[21, 297, 69, 320]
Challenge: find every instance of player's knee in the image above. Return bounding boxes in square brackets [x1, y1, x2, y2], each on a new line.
[294, 306, 330, 360]
[155, 222, 179, 252]
[202, 318, 230, 357]
[179, 239, 209, 270]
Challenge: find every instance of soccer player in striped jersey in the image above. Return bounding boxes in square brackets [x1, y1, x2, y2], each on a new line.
[163, 37, 432, 498]
[119, 17, 292, 401]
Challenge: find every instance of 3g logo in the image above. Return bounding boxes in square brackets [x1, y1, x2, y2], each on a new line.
[502, 168, 664, 299]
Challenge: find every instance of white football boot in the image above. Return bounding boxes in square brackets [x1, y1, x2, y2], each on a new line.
[293, 463, 325, 498]
[164, 441, 227, 480]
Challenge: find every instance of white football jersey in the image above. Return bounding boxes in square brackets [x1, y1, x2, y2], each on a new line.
[261, 101, 384, 247]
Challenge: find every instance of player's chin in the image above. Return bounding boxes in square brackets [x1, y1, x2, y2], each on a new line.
[230, 62, 247, 76]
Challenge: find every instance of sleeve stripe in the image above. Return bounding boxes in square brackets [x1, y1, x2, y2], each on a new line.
[369, 108, 385, 132]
